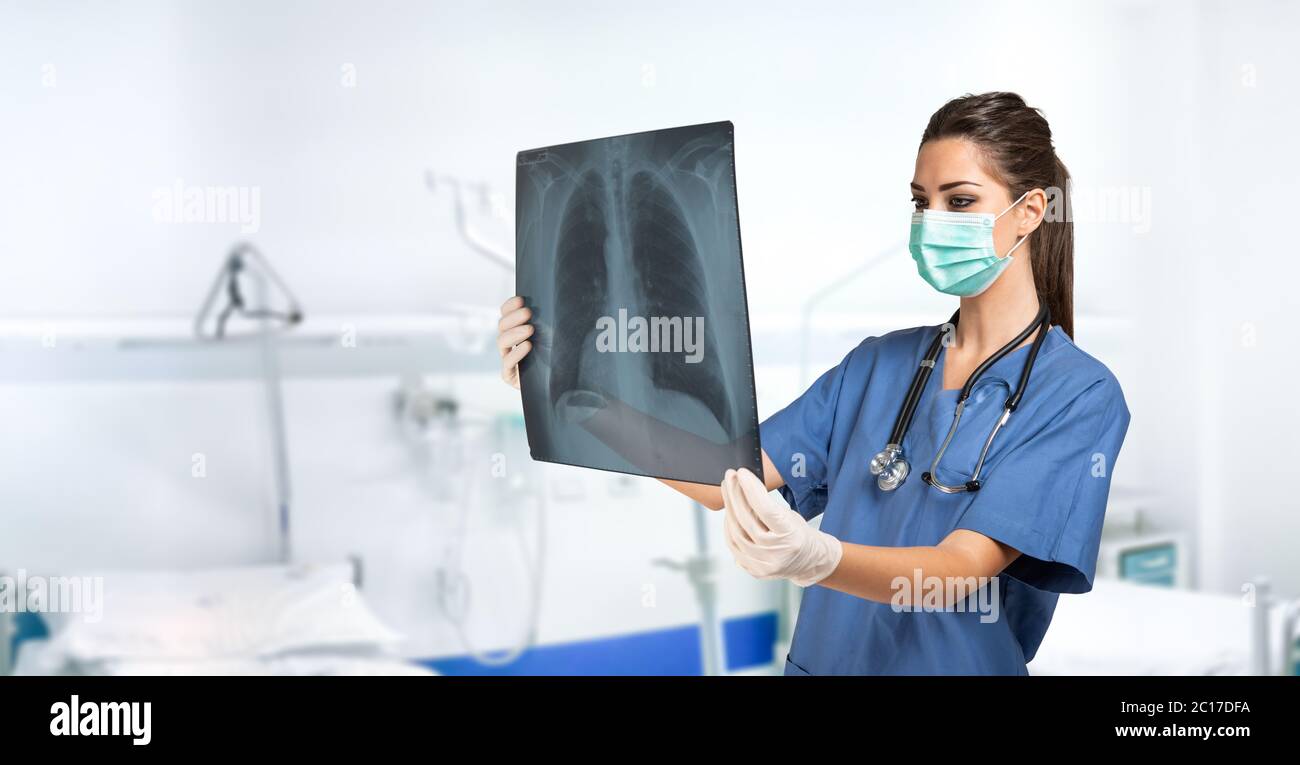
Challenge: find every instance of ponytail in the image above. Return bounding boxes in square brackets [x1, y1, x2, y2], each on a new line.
[1031, 156, 1074, 338]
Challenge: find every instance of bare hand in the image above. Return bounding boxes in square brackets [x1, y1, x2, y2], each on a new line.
[498, 296, 535, 390]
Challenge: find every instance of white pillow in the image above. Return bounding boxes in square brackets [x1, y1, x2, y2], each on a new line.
[50, 563, 402, 661]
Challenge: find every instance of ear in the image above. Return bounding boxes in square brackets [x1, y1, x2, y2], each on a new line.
[1018, 188, 1048, 237]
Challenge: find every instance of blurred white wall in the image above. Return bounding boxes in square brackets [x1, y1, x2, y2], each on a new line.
[0, 0, 1297, 657]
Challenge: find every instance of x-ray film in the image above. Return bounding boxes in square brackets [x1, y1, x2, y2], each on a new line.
[515, 121, 762, 485]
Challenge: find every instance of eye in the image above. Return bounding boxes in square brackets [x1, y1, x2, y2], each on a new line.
[911, 196, 927, 210]
[948, 196, 976, 209]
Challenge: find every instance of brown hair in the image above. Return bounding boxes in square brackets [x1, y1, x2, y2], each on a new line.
[920, 92, 1074, 338]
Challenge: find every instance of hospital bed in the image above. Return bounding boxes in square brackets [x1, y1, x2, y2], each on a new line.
[1, 562, 435, 676]
[1029, 577, 1299, 676]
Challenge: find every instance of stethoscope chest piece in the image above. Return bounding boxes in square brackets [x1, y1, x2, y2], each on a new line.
[869, 443, 909, 491]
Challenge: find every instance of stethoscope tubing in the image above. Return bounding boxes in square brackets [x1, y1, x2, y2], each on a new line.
[873, 301, 1051, 494]
[919, 302, 1051, 492]
[887, 314, 954, 446]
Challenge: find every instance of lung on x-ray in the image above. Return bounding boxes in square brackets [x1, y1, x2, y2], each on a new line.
[515, 121, 762, 485]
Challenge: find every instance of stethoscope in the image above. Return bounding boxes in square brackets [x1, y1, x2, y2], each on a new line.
[869, 302, 1051, 494]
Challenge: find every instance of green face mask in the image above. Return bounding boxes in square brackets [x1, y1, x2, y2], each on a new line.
[909, 191, 1031, 297]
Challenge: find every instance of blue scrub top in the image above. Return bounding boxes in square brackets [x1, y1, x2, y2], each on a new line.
[762, 323, 1130, 675]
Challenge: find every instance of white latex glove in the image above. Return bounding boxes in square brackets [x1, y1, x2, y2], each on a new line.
[720, 468, 843, 587]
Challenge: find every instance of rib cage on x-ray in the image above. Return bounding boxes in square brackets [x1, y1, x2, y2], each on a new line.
[549, 170, 612, 414]
[624, 170, 732, 435]
[516, 122, 762, 485]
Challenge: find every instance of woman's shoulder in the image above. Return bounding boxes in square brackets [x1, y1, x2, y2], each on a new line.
[1037, 327, 1130, 419]
[845, 324, 939, 361]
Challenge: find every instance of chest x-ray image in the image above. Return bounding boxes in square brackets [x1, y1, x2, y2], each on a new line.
[515, 121, 763, 485]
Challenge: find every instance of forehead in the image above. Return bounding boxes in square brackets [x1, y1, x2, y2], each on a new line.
[912, 138, 999, 186]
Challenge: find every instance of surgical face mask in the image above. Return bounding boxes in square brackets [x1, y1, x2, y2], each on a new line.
[909, 191, 1031, 297]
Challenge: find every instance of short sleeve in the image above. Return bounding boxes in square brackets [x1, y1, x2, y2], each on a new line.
[954, 377, 1131, 594]
[759, 347, 855, 520]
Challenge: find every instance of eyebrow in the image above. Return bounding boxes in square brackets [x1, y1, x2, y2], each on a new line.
[910, 181, 984, 192]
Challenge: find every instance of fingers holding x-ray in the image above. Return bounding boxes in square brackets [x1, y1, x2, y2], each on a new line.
[720, 468, 843, 586]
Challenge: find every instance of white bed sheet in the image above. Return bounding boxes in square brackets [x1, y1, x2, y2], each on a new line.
[1029, 578, 1278, 675]
[11, 562, 433, 677]
[14, 640, 435, 676]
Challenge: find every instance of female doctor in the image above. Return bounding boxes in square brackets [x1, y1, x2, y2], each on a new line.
[496, 92, 1130, 675]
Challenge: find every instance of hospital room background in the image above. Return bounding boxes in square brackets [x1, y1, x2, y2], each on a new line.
[1, 0, 1297, 676]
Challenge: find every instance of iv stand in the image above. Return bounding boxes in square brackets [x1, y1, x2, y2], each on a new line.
[653, 502, 727, 676]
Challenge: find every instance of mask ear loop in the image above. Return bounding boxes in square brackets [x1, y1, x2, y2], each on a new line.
[995, 189, 1034, 220]
[993, 189, 1034, 260]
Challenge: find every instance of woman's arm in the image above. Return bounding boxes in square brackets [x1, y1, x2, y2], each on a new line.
[660, 448, 783, 510]
[819, 529, 1021, 605]
[571, 392, 783, 510]
[721, 467, 1021, 602]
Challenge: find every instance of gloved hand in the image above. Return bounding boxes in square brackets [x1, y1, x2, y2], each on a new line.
[720, 468, 843, 587]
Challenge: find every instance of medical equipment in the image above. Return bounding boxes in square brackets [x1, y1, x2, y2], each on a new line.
[437, 418, 545, 667]
[869, 301, 1051, 493]
[909, 190, 1033, 297]
[721, 468, 843, 587]
[651, 501, 727, 677]
[1097, 531, 1188, 588]
[393, 379, 548, 667]
[194, 243, 303, 341]
[194, 244, 303, 562]
[425, 171, 514, 272]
